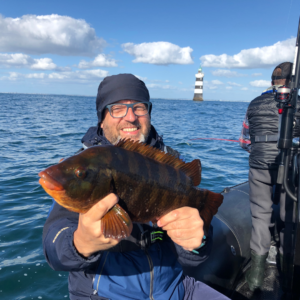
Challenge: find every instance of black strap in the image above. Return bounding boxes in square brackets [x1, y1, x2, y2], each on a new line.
[108, 223, 167, 252]
[250, 134, 278, 143]
[272, 75, 290, 80]
[138, 224, 166, 251]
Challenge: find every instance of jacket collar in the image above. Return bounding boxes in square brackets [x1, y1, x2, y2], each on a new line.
[261, 85, 283, 95]
[81, 125, 165, 150]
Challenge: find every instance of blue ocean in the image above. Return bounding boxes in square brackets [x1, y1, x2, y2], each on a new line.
[0, 93, 250, 299]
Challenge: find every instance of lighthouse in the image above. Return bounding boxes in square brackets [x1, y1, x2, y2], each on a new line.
[193, 66, 204, 101]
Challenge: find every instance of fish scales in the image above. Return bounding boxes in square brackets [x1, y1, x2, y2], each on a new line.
[39, 140, 223, 239]
[104, 148, 201, 222]
[114, 150, 171, 219]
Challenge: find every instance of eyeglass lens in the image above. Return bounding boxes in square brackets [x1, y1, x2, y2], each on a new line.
[110, 103, 149, 118]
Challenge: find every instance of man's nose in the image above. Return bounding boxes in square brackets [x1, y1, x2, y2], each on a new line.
[124, 107, 137, 121]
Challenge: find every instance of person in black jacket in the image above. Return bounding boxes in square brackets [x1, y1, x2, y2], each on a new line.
[239, 62, 295, 291]
[43, 74, 229, 300]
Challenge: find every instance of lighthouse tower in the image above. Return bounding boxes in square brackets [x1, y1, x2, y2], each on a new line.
[193, 66, 204, 101]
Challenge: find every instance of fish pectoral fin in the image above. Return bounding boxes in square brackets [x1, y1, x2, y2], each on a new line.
[101, 204, 133, 240]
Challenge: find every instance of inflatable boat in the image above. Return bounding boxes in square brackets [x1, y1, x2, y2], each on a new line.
[184, 181, 285, 300]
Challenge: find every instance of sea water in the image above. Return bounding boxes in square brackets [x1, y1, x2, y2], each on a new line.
[0, 93, 250, 299]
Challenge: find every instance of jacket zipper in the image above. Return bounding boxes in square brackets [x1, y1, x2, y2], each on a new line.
[94, 252, 110, 293]
[145, 249, 154, 300]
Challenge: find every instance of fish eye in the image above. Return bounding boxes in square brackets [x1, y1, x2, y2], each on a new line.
[75, 168, 87, 179]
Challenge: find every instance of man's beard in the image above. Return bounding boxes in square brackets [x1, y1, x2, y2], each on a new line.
[102, 120, 151, 145]
[112, 133, 146, 145]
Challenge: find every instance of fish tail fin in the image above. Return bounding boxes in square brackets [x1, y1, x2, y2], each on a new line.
[198, 189, 223, 231]
[101, 204, 133, 240]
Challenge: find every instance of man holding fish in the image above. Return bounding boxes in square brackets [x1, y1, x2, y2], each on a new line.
[41, 74, 228, 300]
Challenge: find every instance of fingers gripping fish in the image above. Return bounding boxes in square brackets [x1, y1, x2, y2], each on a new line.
[39, 139, 223, 240]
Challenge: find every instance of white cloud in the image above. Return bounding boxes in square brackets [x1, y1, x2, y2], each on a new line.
[147, 83, 176, 89]
[78, 54, 117, 68]
[26, 73, 47, 79]
[0, 53, 31, 67]
[250, 80, 270, 87]
[48, 73, 68, 80]
[134, 75, 148, 81]
[204, 81, 221, 90]
[0, 53, 70, 71]
[252, 73, 262, 77]
[211, 80, 223, 85]
[211, 69, 247, 77]
[49, 69, 109, 81]
[205, 84, 217, 90]
[241, 87, 248, 90]
[204, 80, 241, 90]
[1, 69, 108, 82]
[200, 38, 295, 69]
[2, 72, 18, 80]
[31, 58, 57, 70]
[134, 76, 173, 85]
[227, 81, 242, 86]
[121, 42, 193, 65]
[0, 14, 106, 56]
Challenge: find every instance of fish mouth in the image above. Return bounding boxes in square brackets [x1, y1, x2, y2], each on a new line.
[38, 170, 80, 213]
[38, 171, 64, 191]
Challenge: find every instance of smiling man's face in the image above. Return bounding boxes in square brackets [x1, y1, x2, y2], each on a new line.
[100, 100, 151, 145]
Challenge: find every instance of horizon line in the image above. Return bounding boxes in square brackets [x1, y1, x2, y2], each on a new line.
[0, 92, 250, 102]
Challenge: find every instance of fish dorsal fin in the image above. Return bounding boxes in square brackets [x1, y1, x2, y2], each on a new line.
[115, 139, 201, 186]
[180, 159, 201, 186]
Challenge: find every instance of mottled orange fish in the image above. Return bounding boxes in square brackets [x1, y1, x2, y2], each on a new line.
[39, 139, 223, 240]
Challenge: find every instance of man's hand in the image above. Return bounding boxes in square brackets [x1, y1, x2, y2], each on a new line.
[157, 207, 204, 251]
[73, 193, 121, 257]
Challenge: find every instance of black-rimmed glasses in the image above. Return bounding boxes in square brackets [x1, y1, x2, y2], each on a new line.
[105, 102, 152, 118]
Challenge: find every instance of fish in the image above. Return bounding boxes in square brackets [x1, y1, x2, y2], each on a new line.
[39, 139, 223, 240]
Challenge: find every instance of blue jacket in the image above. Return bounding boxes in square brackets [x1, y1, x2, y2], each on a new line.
[42, 126, 213, 300]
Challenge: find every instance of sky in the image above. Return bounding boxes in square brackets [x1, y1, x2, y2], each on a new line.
[0, 0, 299, 101]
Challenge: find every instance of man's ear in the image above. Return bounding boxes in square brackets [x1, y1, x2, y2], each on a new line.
[100, 122, 103, 129]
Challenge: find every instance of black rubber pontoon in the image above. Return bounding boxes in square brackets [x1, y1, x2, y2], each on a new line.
[184, 181, 286, 300]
